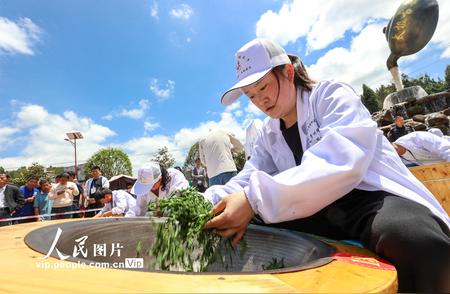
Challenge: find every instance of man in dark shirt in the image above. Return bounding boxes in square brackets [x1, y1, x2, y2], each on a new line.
[17, 176, 39, 223]
[387, 115, 414, 142]
[0, 174, 25, 226]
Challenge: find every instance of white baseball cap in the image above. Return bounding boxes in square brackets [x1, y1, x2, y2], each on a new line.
[428, 128, 444, 137]
[131, 162, 162, 196]
[221, 38, 291, 106]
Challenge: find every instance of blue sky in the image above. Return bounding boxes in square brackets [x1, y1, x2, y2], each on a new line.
[1, 0, 449, 174]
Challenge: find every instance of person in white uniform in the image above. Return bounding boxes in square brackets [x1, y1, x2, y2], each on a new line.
[125, 162, 189, 217]
[203, 38, 450, 292]
[393, 131, 450, 166]
[244, 119, 263, 160]
[93, 189, 136, 217]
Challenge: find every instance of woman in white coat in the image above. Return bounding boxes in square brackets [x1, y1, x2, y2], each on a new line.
[125, 162, 189, 217]
[203, 38, 450, 292]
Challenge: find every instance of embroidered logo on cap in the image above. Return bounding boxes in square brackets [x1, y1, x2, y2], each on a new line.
[236, 55, 252, 79]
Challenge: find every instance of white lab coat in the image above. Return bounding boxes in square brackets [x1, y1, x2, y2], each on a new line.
[395, 131, 450, 165]
[204, 80, 450, 228]
[244, 119, 264, 159]
[99, 190, 136, 215]
[125, 168, 189, 217]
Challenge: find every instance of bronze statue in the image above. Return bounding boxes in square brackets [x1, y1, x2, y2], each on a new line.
[384, 0, 439, 90]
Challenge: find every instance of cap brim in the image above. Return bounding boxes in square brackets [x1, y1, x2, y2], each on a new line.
[221, 68, 272, 106]
[131, 182, 152, 197]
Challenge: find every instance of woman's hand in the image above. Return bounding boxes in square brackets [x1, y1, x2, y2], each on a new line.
[205, 191, 254, 247]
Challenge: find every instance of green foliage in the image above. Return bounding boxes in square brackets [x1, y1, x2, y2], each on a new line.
[182, 142, 199, 179]
[262, 258, 285, 271]
[144, 188, 247, 272]
[370, 66, 449, 108]
[361, 84, 381, 114]
[375, 83, 396, 108]
[152, 147, 176, 169]
[0, 166, 4, 174]
[8, 163, 47, 186]
[445, 65, 450, 89]
[84, 148, 132, 179]
[46, 166, 65, 178]
[401, 73, 447, 94]
[233, 150, 247, 171]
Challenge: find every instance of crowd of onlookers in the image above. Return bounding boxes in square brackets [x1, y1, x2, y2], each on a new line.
[0, 166, 116, 226]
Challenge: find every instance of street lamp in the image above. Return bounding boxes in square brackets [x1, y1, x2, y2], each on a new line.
[65, 132, 83, 179]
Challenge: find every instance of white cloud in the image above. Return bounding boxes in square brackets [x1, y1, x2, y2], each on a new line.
[2, 100, 265, 176]
[0, 17, 42, 55]
[255, 0, 402, 52]
[307, 23, 392, 92]
[1, 103, 116, 170]
[150, 1, 159, 19]
[104, 99, 150, 120]
[0, 127, 18, 151]
[149, 78, 175, 101]
[169, 4, 194, 20]
[254, 0, 449, 92]
[245, 102, 264, 117]
[431, 0, 450, 58]
[144, 121, 160, 133]
[121, 99, 265, 175]
[102, 114, 113, 121]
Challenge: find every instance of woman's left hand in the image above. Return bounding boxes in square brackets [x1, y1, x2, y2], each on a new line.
[205, 191, 254, 246]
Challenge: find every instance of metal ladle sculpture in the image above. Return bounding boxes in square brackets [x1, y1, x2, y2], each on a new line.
[384, 0, 439, 91]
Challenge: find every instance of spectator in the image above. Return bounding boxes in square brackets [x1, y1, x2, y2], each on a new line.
[17, 176, 39, 223]
[67, 171, 84, 218]
[0, 173, 25, 227]
[199, 129, 244, 186]
[387, 115, 413, 142]
[393, 131, 450, 166]
[49, 173, 79, 219]
[94, 189, 136, 217]
[33, 179, 53, 221]
[191, 158, 207, 192]
[83, 166, 109, 217]
[244, 119, 264, 160]
[125, 162, 189, 217]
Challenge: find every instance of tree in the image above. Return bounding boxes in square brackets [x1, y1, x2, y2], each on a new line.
[361, 84, 381, 114]
[152, 147, 175, 168]
[84, 148, 132, 179]
[0, 166, 4, 174]
[402, 73, 446, 94]
[375, 83, 396, 108]
[233, 150, 246, 172]
[8, 163, 47, 186]
[445, 64, 450, 89]
[46, 166, 65, 178]
[182, 142, 200, 179]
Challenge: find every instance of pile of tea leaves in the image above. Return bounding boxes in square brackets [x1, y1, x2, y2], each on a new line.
[141, 187, 246, 272]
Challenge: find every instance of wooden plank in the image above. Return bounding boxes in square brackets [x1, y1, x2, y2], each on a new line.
[409, 162, 450, 182]
[0, 220, 397, 293]
[409, 162, 450, 214]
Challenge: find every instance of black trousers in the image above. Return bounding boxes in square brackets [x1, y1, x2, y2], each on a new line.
[269, 189, 450, 293]
[0, 208, 11, 227]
